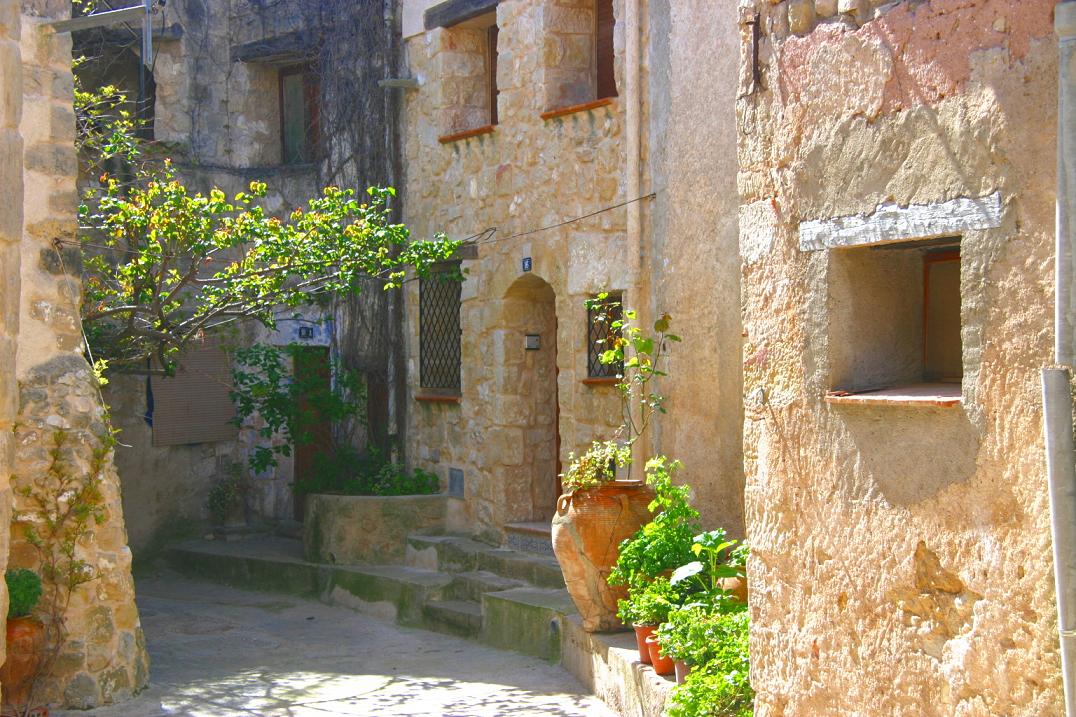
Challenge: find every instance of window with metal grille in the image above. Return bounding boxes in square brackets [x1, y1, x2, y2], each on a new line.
[420, 266, 462, 391]
[587, 292, 624, 379]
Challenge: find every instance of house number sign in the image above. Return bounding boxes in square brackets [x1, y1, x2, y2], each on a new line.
[522, 257, 532, 272]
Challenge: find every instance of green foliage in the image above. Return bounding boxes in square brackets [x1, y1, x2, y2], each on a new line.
[608, 457, 700, 590]
[231, 343, 365, 475]
[616, 576, 681, 626]
[560, 440, 630, 494]
[206, 467, 247, 524]
[664, 611, 753, 717]
[559, 296, 679, 492]
[5, 569, 42, 620]
[297, 444, 440, 497]
[81, 163, 461, 369]
[670, 529, 748, 603]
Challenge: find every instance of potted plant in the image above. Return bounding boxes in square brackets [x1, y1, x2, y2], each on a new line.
[0, 568, 44, 715]
[206, 465, 248, 539]
[552, 298, 679, 632]
[618, 576, 679, 668]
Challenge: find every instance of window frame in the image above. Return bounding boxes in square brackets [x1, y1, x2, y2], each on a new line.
[419, 263, 464, 394]
[279, 64, 320, 165]
[586, 291, 624, 381]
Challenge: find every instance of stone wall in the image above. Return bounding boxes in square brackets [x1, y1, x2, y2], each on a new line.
[11, 5, 147, 708]
[0, 1, 24, 692]
[400, 0, 639, 541]
[737, 0, 1063, 713]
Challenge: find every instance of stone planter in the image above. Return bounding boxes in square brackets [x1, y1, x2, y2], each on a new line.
[303, 493, 466, 565]
[551, 481, 654, 633]
[1, 616, 44, 713]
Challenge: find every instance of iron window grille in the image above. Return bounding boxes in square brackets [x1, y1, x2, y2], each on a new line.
[587, 292, 624, 379]
[420, 266, 463, 391]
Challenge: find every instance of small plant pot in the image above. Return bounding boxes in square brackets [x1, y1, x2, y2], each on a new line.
[633, 624, 656, 664]
[645, 634, 675, 676]
[674, 659, 692, 684]
[1, 616, 45, 713]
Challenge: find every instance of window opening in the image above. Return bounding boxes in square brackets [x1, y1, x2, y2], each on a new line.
[587, 292, 624, 379]
[280, 65, 319, 164]
[420, 265, 463, 392]
[596, 0, 617, 99]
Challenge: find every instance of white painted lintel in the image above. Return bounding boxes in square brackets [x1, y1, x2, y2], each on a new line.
[798, 192, 1003, 252]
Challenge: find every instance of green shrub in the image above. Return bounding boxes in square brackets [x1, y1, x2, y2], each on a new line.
[6, 569, 42, 619]
[296, 444, 440, 497]
[206, 468, 246, 524]
[665, 610, 753, 717]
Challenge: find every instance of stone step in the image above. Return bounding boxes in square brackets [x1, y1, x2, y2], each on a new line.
[423, 599, 483, 637]
[407, 535, 565, 589]
[165, 537, 453, 625]
[449, 570, 527, 602]
[504, 521, 555, 557]
[481, 587, 578, 661]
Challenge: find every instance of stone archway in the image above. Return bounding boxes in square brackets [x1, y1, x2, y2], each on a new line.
[500, 274, 559, 524]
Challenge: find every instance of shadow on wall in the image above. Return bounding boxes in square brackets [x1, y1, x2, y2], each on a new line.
[835, 406, 979, 506]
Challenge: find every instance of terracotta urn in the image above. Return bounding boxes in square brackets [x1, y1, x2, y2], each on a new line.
[633, 624, 656, 664]
[645, 633, 675, 676]
[551, 480, 654, 633]
[0, 616, 45, 712]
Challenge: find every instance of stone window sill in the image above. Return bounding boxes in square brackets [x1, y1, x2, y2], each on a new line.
[415, 393, 461, 405]
[438, 125, 496, 144]
[824, 383, 962, 408]
[582, 377, 619, 386]
[540, 97, 616, 121]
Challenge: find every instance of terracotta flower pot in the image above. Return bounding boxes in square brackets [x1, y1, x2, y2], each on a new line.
[633, 624, 656, 664]
[645, 633, 675, 676]
[1, 617, 45, 712]
[551, 480, 654, 632]
[674, 659, 692, 684]
[719, 575, 749, 604]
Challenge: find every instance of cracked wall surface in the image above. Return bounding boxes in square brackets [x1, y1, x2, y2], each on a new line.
[737, 0, 1063, 713]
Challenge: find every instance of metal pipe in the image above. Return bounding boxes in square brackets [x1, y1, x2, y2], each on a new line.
[624, 0, 645, 472]
[1050, 5, 1076, 714]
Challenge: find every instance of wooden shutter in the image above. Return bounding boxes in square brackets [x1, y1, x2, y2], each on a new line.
[488, 25, 499, 125]
[151, 342, 239, 446]
[596, 0, 617, 99]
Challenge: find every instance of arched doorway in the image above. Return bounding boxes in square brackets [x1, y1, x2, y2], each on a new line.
[501, 274, 559, 523]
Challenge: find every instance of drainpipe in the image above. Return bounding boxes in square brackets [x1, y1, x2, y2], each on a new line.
[624, 0, 646, 472]
[1048, 4, 1076, 715]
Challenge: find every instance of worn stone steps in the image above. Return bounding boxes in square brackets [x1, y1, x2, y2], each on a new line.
[406, 534, 565, 589]
[423, 598, 484, 637]
[449, 569, 527, 601]
[164, 534, 673, 716]
[504, 521, 556, 557]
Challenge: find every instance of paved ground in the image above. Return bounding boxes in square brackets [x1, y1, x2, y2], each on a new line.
[55, 571, 616, 717]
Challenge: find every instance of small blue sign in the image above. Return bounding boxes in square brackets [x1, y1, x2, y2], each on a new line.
[522, 257, 532, 272]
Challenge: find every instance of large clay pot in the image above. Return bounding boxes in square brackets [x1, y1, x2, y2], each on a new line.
[1, 617, 45, 712]
[551, 480, 654, 632]
[633, 624, 656, 663]
[646, 633, 675, 676]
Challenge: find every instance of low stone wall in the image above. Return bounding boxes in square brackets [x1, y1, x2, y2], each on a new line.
[303, 494, 467, 565]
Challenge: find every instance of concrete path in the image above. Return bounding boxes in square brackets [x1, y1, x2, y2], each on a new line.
[54, 571, 617, 717]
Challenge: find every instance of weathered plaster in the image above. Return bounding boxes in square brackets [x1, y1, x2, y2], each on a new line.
[739, 0, 1063, 713]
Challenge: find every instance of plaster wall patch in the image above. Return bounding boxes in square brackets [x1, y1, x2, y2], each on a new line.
[740, 199, 780, 264]
[798, 192, 1002, 251]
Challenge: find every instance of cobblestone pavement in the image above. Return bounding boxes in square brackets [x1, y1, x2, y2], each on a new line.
[53, 571, 616, 717]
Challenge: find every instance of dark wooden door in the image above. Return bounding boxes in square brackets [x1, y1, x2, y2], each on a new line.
[292, 346, 332, 521]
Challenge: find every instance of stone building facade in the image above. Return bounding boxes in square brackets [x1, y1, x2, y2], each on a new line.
[2, 0, 148, 709]
[736, 0, 1064, 713]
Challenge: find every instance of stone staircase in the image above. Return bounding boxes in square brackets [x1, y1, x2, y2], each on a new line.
[164, 526, 673, 716]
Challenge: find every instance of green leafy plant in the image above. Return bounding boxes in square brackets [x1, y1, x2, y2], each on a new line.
[664, 610, 753, 717]
[669, 529, 749, 602]
[6, 569, 43, 620]
[608, 457, 700, 590]
[231, 343, 365, 475]
[206, 467, 247, 524]
[616, 576, 681, 627]
[296, 443, 440, 497]
[560, 440, 630, 493]
[559, 296, 679, 492]
[13, 426, 111, 716]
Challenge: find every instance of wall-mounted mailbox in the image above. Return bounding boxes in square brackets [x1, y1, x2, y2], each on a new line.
[525, 334, 541, 351]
